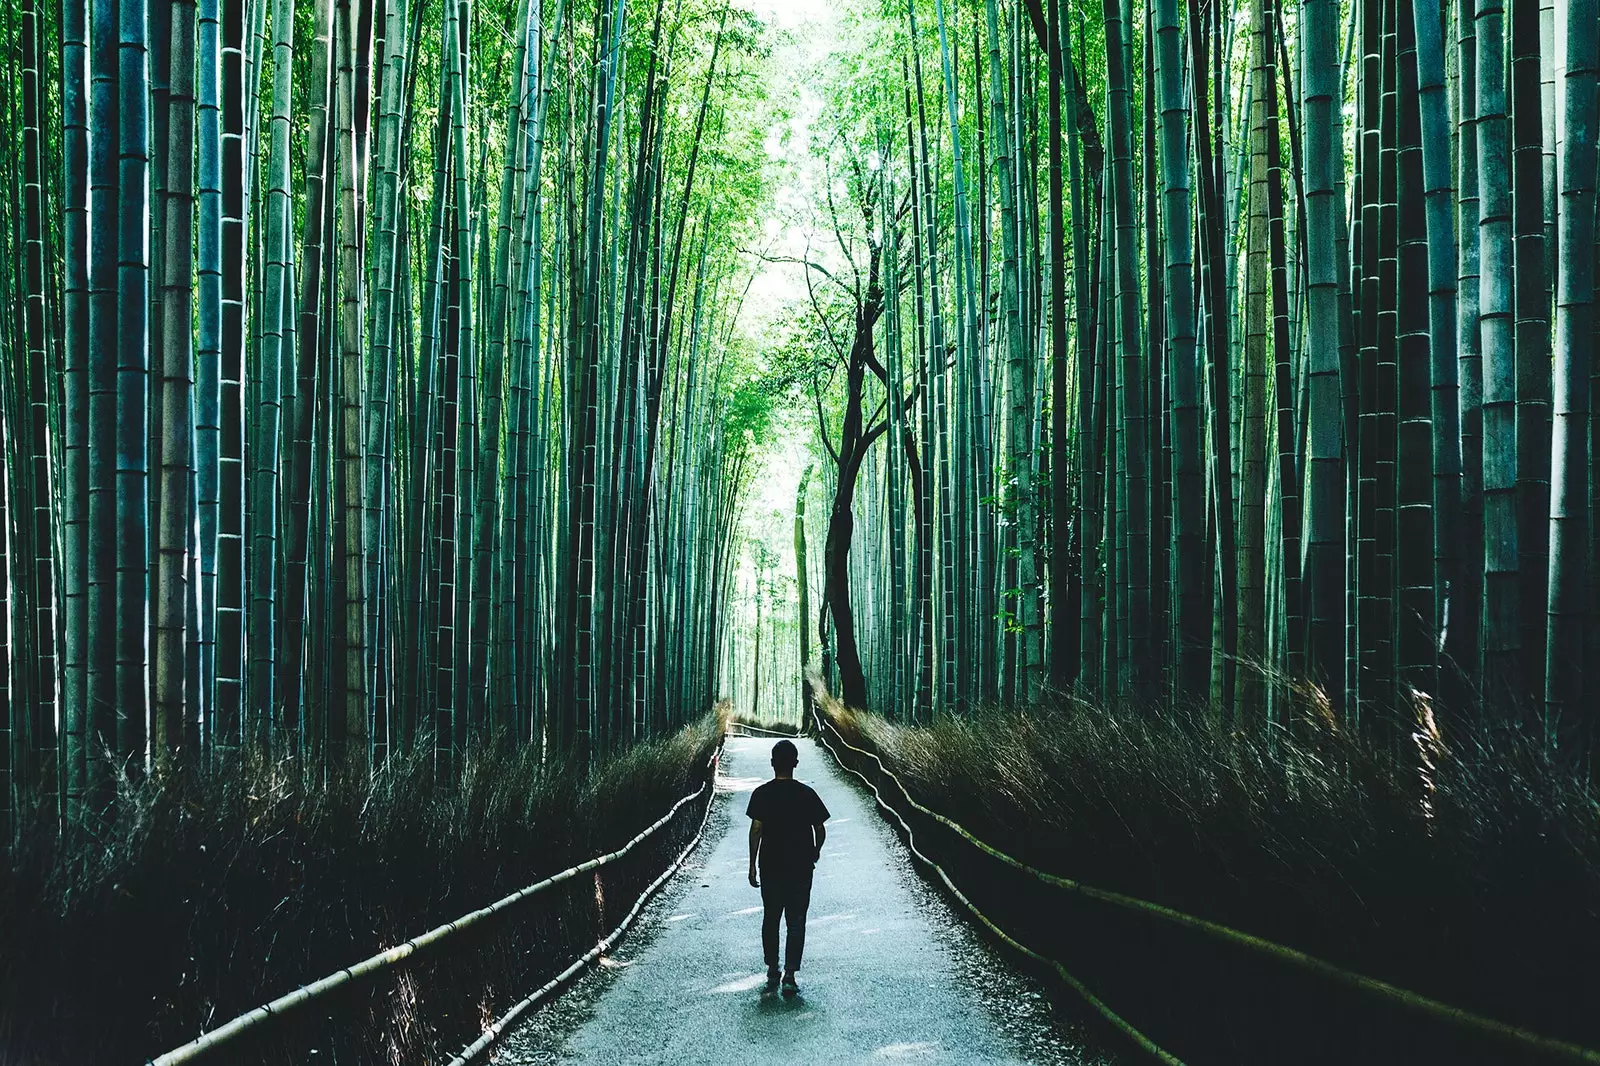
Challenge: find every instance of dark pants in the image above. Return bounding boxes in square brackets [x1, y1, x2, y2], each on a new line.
[760, 866, 813, 972]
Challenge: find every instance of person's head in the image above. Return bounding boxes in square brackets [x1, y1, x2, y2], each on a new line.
[771, 740, 798, 777]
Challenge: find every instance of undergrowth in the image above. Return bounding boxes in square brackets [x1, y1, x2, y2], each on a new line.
[822, 689, 1600, 1052]
[0, 709, 723, 1065]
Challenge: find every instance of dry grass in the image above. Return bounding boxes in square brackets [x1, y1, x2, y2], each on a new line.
[821, 690, 1600, 1050]
[0, 711, 723, 1065]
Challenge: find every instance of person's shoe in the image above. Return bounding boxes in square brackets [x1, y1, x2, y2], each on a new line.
[764, 968, 781, 994]
[781, 972, 799, 996]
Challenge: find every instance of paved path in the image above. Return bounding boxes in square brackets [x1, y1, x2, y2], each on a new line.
[496, 736, 1099, 1066]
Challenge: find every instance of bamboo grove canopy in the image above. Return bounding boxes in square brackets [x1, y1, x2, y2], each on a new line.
[729, 0, 1597, 770]
[1, 0, 1598, 836]
[0, 0, 782, 832]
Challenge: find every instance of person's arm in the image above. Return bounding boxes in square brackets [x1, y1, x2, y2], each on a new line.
[811, 791, 831, 864]
[748, 820, 763, 887]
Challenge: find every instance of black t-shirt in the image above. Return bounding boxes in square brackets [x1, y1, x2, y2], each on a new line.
[746, 778, 830, 874]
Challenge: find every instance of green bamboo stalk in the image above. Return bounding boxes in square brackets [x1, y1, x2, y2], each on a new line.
[1455, 0, 1485, 694]
[19, 0, 58, 795]
[60, 0, 90, 816]
[330, 0, 369, 772]
[280, 0, 335, 754]
[1544, 0, 1596, 745]
[1477, 0, 1520, 702]
[155, 0, 197, 766]
[1510, 0, 1550, 708]
[1396, 0, 1436, 701]
[1241, 0, 1272, 714]
[1303, 0, 1348, 707]
[1102, 0, 1151, 695]
[249, 0, 293, 747]
[1156, 0, 1204, 700]
[216, 0, 247, 748]
[115, 0, 151, 767]
[1411, 0, 1463, 703]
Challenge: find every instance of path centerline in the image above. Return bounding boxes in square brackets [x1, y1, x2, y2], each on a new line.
[497, 736, 1095, 1066]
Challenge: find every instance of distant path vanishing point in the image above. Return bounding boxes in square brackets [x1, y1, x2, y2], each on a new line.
[496, 736, 1102, 1066]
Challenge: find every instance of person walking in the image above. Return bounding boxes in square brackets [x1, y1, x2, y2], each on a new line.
[746, 739, 830, 996]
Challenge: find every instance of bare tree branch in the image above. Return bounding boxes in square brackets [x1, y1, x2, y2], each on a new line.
[823, 151, 863, 301]
[813, 371, 841, 465]
[802, 242, 852, 366]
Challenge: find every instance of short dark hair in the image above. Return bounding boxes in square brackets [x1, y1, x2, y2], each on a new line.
[771, 740, 798, 768]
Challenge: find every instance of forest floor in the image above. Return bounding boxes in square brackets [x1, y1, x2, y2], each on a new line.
[495, 736, 1105, 1066]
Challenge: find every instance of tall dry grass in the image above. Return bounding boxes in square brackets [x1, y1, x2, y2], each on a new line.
[0, 711, 723, 1065]
[822, 691, 1600, 1050]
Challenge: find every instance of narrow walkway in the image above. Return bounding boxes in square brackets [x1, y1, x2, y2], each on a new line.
[497, 736, 1097, 1065]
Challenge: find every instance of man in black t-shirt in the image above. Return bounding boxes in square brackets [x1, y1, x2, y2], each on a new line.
[746, 739, 830, 996]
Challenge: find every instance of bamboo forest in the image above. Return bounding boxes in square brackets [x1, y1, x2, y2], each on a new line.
[0, 0, 1597, 1059]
